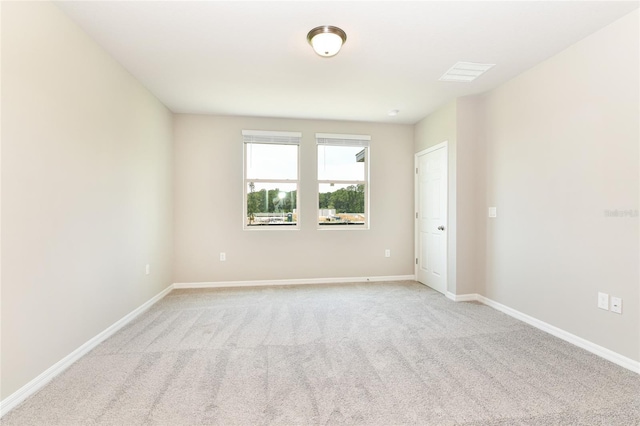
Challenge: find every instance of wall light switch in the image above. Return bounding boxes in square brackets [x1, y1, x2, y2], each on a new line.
[145, 264, 150, 275]
[488, 207, 497, 218]
[597, 292, 609, 310]
[220, 252, 226, 262]
[611, 297, 622, 314]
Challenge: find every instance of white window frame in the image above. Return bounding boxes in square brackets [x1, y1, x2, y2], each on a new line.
[316, 133, 370, 230]
[243, 130, 301, 230]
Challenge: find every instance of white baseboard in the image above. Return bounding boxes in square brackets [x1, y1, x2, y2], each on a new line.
[173, 275, 417, 289]
[446, 292, 479, 302]
[447, 292, 639, 374]
[0, 285, 174, 418]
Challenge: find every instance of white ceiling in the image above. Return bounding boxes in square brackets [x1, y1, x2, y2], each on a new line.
[55, 1, 638, 124]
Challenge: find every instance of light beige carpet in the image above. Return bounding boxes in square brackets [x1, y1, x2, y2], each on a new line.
[3, 281, 639, 425]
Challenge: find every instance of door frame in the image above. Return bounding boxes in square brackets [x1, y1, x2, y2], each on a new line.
[414, 141, 448, 293]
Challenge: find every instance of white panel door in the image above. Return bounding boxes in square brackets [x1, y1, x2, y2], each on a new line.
[416, 144, 447, 294]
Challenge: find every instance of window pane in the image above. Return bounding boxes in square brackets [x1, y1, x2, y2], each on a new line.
[246, 143, 298, 180]
[317, 145, 365, 181]
[247, 182, 297, 226]
[318, 183, 365, 226]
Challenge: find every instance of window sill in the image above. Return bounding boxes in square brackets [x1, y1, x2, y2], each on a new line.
[244, 223, 299, 230]
[317, 224, 369, 231]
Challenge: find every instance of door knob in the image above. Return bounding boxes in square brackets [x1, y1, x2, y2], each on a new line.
[437, 225, 445, 231]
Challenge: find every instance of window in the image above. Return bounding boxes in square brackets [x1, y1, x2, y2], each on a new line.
[243, 130, 300, 229]
[316, 133, 370, 228]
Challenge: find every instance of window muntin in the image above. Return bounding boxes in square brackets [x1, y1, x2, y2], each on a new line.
[243, 130, 300, 229]
[316, 134, 370, 228]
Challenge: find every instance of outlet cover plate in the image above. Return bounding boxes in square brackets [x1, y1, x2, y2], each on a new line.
[611, 297, 622, 314]
[597, 292, 609, 310]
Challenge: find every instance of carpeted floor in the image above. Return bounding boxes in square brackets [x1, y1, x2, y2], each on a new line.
[3, 281, 640, 425]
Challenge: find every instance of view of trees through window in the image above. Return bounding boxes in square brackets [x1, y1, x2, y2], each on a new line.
[318, 184, 365, 221]
[246, 182, 297, 226]
[317, 144, 368, 226]
[244, 136, 299, 228]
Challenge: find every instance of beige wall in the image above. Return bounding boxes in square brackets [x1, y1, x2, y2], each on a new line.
[173, 115, 414, 283]
[481, 10, 639, 360]
[414, 100, 457, 154]
[1, 1, 174, 399]
[455, 97, 484, 295]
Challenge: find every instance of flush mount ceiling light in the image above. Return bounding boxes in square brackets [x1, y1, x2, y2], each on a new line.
[307, 25, 347, 57]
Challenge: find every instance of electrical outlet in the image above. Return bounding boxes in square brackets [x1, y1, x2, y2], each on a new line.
[488, 207, 497, 218]
[597, 292, 609, 310]
[145, 264, 150, 275]
[385, 249, 391, 258]
[220, 252, 226, 262]
[611, 297, 622, 314]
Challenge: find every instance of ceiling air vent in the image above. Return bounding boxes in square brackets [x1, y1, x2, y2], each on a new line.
[439, 62, 495, 82]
